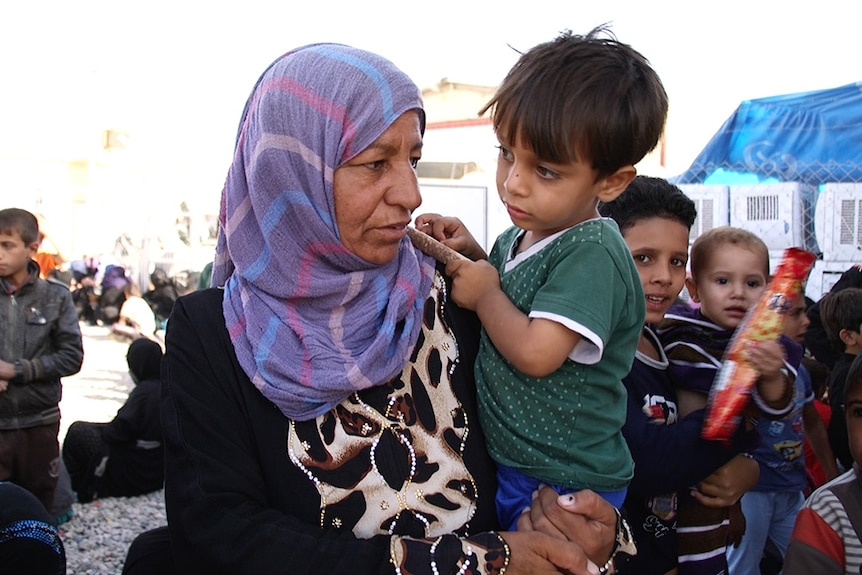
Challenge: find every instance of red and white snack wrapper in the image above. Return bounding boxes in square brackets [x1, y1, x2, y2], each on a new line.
[702, 247, 817, 441]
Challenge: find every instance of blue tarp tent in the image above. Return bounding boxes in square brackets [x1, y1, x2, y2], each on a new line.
[673, 81, 862, 185]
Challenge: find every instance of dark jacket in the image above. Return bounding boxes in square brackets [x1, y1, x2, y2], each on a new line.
[0, 261, 83, 429]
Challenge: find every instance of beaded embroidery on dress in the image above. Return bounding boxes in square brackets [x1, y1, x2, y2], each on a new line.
[288, 271, 478, 538]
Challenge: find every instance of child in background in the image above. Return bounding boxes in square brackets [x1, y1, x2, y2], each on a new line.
[600, 176, 764, 574]
[658, 226, 799, 575]
[818, 286, 862, 471]
[784, 351, 862, 574]
[417, 26, 668, 530]
[0, 208, 84, 513]
[725, 290, 837, 574]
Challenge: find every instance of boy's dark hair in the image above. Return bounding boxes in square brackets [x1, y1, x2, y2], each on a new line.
[689, 226, 769, 281]
[819, 287, 862, 353]
[479, 26, 668, 180]
[598, 176, 696, 233]
[0, 208, 39, 245]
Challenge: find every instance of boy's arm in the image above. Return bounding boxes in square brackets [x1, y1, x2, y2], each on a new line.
[14, 289, 83, 383]
[445, 258, 579, 377]
[803, 401, 840, 480]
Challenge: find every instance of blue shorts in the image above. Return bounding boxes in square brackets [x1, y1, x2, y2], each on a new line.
[495, 463, 627, 530]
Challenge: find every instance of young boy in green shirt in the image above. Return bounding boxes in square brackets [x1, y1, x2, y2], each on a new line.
[417, 26, 667, 530]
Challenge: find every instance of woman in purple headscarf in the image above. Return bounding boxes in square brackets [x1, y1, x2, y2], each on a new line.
[123, 44, 621, 575]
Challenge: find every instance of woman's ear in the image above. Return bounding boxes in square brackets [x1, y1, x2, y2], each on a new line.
[596, 165, 637, 203]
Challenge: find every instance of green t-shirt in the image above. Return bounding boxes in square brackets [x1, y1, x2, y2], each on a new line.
[477, 218, 644, 490]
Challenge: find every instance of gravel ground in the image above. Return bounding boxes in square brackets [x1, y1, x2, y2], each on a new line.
[60, 489, 167, 575]
[58, 323, 168, 575]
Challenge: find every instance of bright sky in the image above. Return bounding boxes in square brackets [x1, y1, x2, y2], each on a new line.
[2, 0, 858, 211]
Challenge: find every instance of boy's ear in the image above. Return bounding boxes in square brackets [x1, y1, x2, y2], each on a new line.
[839, 328, 860, 349]
[685, 276, 700, 303]
[596, 165, 637, 203]
[26, 241, 40, 258]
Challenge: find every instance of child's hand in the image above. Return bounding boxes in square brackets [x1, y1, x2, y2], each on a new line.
[692, 454, 759, 508]
[413, 213, 487, 260]
[445, 258, 500, 311]
[0, 381, 7, 393]
[746, 340, 786, 380]
[749, 340, 793, 410]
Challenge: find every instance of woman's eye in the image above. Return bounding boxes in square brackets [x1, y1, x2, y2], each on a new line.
[410, 157, 420, 169]
[634, 254, 650, 264]
[364, 160, 386, 170]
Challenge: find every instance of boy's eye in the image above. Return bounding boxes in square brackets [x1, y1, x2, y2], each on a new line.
[536, 165, 560, 180]
[747, 280, 763, 288]
[410, 157, 420, 169]
[496, 145, 513, 161]
[716, 277, 728, 285]
[671, 258, 686, 268]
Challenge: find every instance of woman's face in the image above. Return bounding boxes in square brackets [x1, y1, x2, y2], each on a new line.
[333, 111, 423, 265]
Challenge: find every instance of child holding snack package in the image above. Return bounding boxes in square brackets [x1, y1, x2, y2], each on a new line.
[657, 227, 801, 575]
[417, 26, 668, 535]
[599, 177, 763, 574]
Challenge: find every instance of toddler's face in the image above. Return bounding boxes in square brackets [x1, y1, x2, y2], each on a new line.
[686, 245, 768, 330]
[494, 137, 604, 241]
[622, 216, 690, 325]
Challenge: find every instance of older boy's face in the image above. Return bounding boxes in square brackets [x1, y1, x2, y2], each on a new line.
[846, 378, 862, 469]
[686, 245, 768, 330]
[622, 216, 690, 325]
[0, 231, 37, 286]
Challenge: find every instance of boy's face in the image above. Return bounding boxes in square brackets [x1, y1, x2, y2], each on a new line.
[685, 244, 768, 330]
[0, 230, 38, 286]
[622, 216, 690, 325]
[846, 378, 862, 469]
[783, 292, 810, 345]
[494, 137, 634, 241]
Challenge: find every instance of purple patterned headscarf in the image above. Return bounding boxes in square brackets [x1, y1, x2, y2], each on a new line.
[211, 44, 435, 421]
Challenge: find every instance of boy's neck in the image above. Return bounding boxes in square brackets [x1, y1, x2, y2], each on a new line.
[1, 263, 34, 292]
[845, 344, 862, 356]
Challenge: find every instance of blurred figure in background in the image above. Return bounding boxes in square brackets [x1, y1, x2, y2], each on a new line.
[110, 282, 158, 341]
[97, 264, 131, 325]
[63, 339, 164, 502]
[143, 269, 179, 330]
